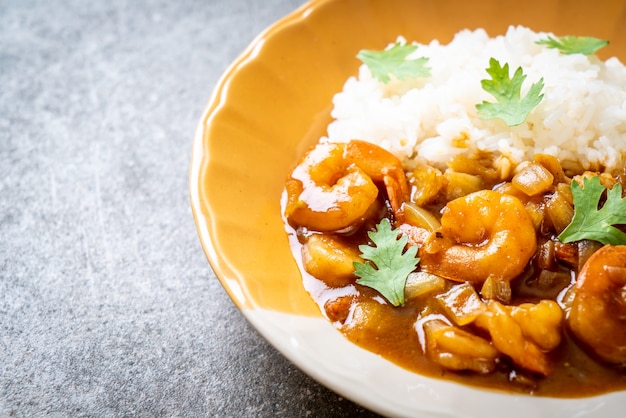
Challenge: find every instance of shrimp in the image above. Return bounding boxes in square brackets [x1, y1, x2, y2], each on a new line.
[422, 317, 499, 374]
[476, 300, 562, 376]
[284, 140, 410, 231]
[301, 233, 363, 288]
[568, 244, 626, 364]
[419, 190, 537, 283]
[435, 281, 562, 375]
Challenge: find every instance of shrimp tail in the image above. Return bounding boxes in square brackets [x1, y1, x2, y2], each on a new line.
[343, 140, 410, 222]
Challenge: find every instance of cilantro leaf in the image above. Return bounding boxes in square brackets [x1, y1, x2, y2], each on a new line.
[476, 58, 544, 126]
[536, 35, 609, 55]
[357, 43, 430, 83]
[353, 218, 419, 306]
[558, 176, 626, 245]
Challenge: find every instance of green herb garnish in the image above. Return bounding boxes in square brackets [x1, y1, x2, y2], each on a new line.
[357, 43, 430, 83]
[476, 57, 544, 126]
[353, 218, 419, 306]
[559, 176, 626, 245]
[536, 35, 609, 55]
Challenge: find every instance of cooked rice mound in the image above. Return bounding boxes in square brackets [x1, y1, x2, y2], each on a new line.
[324, 26, 626, 174]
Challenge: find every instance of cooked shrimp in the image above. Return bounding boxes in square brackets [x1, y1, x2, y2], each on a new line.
[422, 317, 499, 374]
[432, 283, 562, 375]
[568, 245, 626, 364]
[476, 300, 562, 376]
[301, 233, 363, 288]
[508, 300, 563, 352]
[419, 190, 537, 283]
[284, 140, 410, 231]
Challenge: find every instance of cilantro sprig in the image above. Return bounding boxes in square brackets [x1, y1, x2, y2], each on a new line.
[476, 58, 544, 126]
[559, 176, 626, 245]
[536, 35, 609, 55]
[357, 43, 430, 83]
[353, 218, 419, 306]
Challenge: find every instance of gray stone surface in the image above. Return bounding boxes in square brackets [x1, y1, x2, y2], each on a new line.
[0, 1, 381, 416]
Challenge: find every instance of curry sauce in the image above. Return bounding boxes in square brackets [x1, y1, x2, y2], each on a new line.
[284, 140, 626, 397]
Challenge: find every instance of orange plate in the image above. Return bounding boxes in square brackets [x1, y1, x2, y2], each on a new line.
[190, 0, 626, 416]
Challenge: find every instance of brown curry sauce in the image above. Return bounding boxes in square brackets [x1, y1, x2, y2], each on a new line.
[285, 163, 626, 397]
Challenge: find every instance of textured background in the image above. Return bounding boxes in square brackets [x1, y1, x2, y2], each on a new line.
[0, 0, 381, 416]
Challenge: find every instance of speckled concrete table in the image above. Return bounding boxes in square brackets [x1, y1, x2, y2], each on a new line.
[0, 1, 381, 416]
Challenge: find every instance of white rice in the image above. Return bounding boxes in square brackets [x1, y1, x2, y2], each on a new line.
[324, 26, 626, 174]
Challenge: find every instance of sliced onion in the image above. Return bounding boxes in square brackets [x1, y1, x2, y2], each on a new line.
[480, 275, 511, 303]
[512, 162, 554, 196]
[402, 202, 441, 232]
[405, 271, 446, 300]
[577, 240, 603, 272]
[436, 282, 485, 326]
[545, 190, 574, 234]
